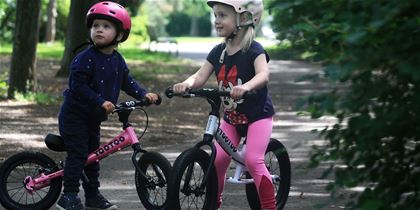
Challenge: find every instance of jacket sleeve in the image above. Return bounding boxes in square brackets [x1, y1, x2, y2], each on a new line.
[121, 67, 147, 100]
[70, 56, 105, 108]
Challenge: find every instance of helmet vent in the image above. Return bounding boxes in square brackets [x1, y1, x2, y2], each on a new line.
[109, 10, 116, 15]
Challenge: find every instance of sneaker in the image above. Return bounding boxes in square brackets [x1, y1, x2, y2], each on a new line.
[85, 193, 118, 210]
[56, 194, 84, 210]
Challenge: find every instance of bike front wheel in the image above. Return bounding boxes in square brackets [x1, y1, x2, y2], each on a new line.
[167, 148, 218, 210]
[135, 151, 172, 210]
[0, 151, 62, 210]
[245, 138, 291, 210]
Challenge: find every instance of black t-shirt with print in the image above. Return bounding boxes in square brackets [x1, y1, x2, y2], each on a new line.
[206, 41, 275, 125]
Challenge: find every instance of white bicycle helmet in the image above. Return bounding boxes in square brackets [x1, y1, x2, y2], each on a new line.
[207, 0, 264, 26]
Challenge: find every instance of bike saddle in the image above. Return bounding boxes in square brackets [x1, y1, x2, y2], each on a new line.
[44, 133, 66, 152]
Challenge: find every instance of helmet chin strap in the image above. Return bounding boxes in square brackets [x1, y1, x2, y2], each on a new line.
[226, 13, 254, 41]
[92, 36, 119, 50]
[92, 30, 125, 50]
[220, 14, 254, 63]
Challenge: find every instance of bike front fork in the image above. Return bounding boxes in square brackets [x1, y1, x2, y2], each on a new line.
[225, 163, 280, 185]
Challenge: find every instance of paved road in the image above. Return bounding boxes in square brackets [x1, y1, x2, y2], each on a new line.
[0, 42, 345, 210]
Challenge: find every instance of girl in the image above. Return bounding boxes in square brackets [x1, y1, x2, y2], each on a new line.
[56, 2, 158, 210]
[172, 0, 276, 209]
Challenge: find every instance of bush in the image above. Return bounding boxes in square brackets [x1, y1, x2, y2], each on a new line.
[166, 12, 191, 36]
[268, 0, 420, 209]
[196, 15, 212, 37]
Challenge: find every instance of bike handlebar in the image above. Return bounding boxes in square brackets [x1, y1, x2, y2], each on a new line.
[165, 87, 255, 101]
[113, 95, 162, 113]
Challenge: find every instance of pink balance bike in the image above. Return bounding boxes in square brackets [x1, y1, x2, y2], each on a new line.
[0, 98, 171, 210]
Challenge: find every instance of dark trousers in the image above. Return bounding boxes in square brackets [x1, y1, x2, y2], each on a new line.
[59, 105, 101, 197]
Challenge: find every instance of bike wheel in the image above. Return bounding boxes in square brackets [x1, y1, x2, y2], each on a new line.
[135, 151, 172, 210]
[245, 138, 291, 210]
[167, 148, 218, 210]
[0, 151, 62, 210]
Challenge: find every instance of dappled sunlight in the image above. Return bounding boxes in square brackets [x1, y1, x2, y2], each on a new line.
[0, 133, 45, 148]
[180, 111, 206, 116]
[290, 157, 310, 163]
[175, 124, 202, 130]
[0, 101, 33, 117]
[34, 116, 57, 124]
[270, 132, 288, 139]
[273, 111, 335, 132]
[306, 140, 329, 146]
[160, 152, 181, 162]
[100, 125, 122, 133]
[289, 191, 330, 197]
[98, 184, 136, 190]
[269, 60, 322, 74]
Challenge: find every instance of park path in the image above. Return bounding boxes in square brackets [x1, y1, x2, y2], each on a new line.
[0, 41, 346, 210]
[104, 42, 344, 209]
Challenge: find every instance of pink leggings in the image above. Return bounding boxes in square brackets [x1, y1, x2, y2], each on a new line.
[214, 117, 276, 210]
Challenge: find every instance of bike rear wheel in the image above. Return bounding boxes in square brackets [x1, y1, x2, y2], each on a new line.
[167, 148, 218, 210]
[245, 138, 291, 210]
[0, 151, 62, 210]
[135, 151, 172, 210]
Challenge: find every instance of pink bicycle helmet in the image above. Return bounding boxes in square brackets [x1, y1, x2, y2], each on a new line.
[86, 1, 131, 42]
[207, 0, 264, 26]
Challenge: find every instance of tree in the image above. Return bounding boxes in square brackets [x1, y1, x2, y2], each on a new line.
[44, 0, 57, 43]
[56, 0, 98, 77]
[7, 0, 41, 99]
[268, 0, 420, 209]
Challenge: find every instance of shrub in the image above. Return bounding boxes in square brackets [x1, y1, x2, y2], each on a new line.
[268, 0, 420, 209]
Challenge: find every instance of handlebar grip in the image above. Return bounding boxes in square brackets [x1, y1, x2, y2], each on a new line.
[243, 90, 257, 100]
[165, 87, 174, 98]
[155, 95, 162, 105]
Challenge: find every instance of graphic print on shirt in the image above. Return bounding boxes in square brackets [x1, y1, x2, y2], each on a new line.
[217, 64, 248, 125]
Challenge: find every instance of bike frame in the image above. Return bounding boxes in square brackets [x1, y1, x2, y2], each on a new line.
[188, 96, 250, 191]
[25, 110, 148, 193]
[190, 96, 278, 189]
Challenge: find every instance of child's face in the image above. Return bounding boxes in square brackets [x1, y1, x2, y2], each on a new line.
[212, 4, 237, 37]
[90, 19, 118, 47]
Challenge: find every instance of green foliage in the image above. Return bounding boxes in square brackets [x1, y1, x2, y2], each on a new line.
[0, 71, 8, 99]
[196, 15, 212, 37]
[13, 91, 57, 105]
[166, 12, 191, 36]
[268, 0, 420, 209]
[0, 0, 16, 42]
[0, 71, 57, 104]
[130, 13, 149, 43]
[0, 0, 70, 43]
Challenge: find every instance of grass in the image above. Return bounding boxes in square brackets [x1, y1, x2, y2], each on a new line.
[0, 40, 181, 63]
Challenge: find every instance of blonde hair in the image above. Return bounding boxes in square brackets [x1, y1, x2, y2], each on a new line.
[224, 25, 256, 53]
[241, 26, 255, 52]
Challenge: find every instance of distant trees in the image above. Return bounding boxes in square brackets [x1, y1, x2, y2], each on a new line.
[44, 0, 57, 43]
[268, 0, 420, 209]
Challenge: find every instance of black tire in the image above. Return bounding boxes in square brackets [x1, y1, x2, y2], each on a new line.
[245, 138, 291, 210]
[167, 148, 218, 210]
[135, 151, 172, 210]
[0, 151, 62, 210]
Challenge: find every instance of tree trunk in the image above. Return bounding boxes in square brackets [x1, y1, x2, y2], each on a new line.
[56, 0, 98, 77]
[7, 0, 41, 99]
[45, 0, 57, 43]
[190, 15, 198, 36]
